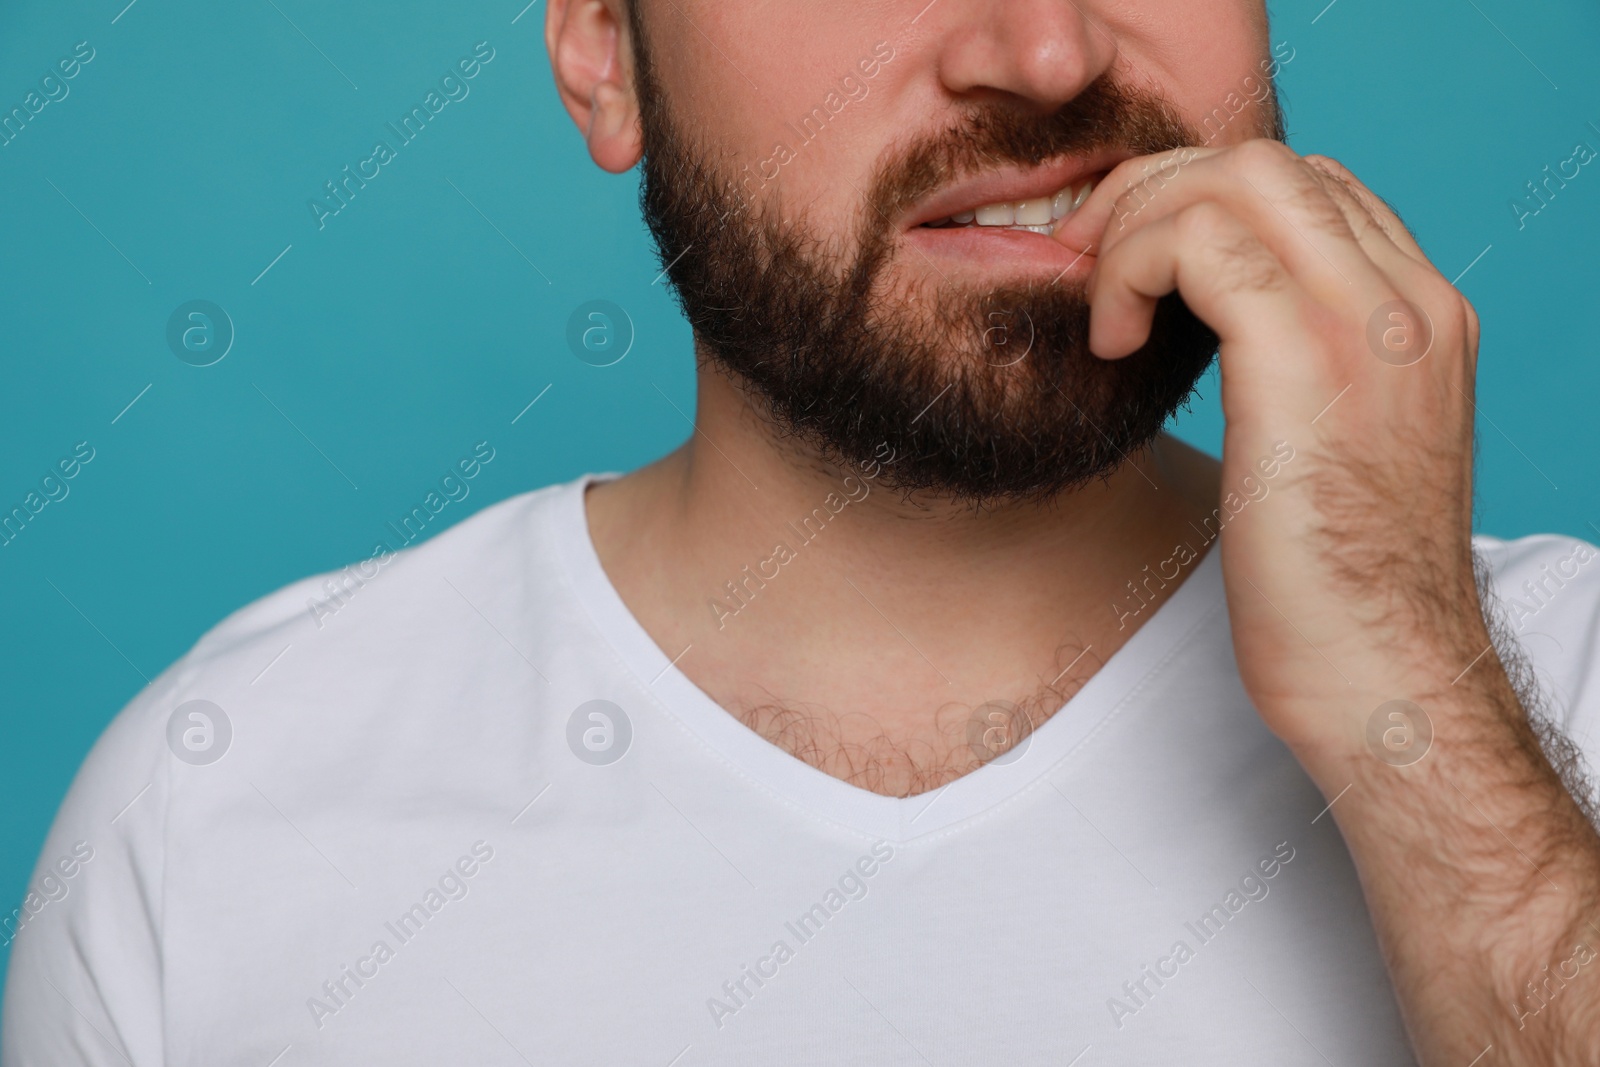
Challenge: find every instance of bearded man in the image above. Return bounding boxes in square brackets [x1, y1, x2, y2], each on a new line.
[8, 1, 1600, 1064]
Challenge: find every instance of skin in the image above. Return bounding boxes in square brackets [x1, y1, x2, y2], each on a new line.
[547, 0, 1600, 1061]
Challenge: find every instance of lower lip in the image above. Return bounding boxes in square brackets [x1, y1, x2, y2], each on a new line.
[901, 225, 1098, 282]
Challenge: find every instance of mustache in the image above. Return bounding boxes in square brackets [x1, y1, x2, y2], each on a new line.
[864, 73, 1209, 231]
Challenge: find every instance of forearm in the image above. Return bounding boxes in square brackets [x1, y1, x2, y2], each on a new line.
[1291, 644, 1600, 1065]
[1071, 135, 1600, 1061]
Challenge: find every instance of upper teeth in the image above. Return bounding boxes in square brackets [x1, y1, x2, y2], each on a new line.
[928, 179, 1097, 232]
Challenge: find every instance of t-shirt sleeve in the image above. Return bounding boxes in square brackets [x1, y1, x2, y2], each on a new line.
[0, 660, 191, 1067]
[1479, 534, 1600, 799]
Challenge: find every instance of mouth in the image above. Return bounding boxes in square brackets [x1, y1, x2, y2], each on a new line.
[898, 153, 1131, 277]
[912, 173, 1103, 238]
[902, 152, 1130, 235]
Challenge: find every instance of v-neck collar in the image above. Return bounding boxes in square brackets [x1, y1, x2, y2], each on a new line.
[548, 471, 1225, 843]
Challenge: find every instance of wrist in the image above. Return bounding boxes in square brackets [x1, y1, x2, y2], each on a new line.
[1283, 664, 1592, 877]
[1263, 651, 1526, 798]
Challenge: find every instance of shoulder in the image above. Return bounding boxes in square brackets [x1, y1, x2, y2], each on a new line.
[85, 473, 585, 783]
[191, 477, 576, 664]
[6, 474, 581, 915]
[2, 476, 589, 1058]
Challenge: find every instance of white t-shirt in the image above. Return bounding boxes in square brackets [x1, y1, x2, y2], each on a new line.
[6, 473, 1600, 1066]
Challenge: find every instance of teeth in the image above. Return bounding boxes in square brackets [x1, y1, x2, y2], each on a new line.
[925, 177, 1098, 232]
[1052, 187, 1075, 220]
[1014, 196, 1053, 225]
[974, 202, 1016, 226]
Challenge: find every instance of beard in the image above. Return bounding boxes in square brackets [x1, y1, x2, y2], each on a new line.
[628, 26, 1286, 505]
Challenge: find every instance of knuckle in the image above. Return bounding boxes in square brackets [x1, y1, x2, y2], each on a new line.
[1407, 281, 1474, 350]
[1175, 201, 1230, 242]
[1227, 249, 1288, 294]
[1229, 142, 1353, 236]
[1229, 137, 1294, 174]
[1283, 174, 1354, 237]
[1181, 212, 1285, 294]
[1418, 274, 1462, 315]
[1452, 292, 1479, 343]
[1303, 153, 1351, 180]
[1291, 186, 1352, 238]
[1342, 200, 1391, 244]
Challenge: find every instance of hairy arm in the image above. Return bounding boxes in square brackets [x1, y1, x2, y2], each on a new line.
[1298, 548, 1600, 1064]
[1058, 138, 1600, 1064]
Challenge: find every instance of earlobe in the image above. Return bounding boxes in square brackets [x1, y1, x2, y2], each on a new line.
[586, 81, 640, 172]
[547, 0, 643, 173]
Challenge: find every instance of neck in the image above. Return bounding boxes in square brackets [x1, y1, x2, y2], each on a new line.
[586, 366, 1224, 796]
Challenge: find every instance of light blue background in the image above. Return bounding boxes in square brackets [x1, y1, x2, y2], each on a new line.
[1, 0, 1596, 982]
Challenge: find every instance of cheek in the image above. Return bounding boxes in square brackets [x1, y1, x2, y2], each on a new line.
[1117, 0, 1272, 143]
[660, 0, 897, 225]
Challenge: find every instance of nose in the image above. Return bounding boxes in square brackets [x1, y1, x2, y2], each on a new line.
[931, 0, 1115, 112]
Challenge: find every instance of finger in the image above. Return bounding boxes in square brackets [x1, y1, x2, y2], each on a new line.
[1058, 145, 1221, 252]
[1300, 156, 1480, 368]
[1060, 140, 1392, 307]
[1300, 155, 1429, 264]
[1051, 144, 1224, 257]
[1289, 157, 1438, 289]
[1090, 146, 1425, 287]
[1088, 199, 1311, 377]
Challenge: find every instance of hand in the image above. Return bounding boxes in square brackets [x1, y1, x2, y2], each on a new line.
[1054, 140, 1486, 763]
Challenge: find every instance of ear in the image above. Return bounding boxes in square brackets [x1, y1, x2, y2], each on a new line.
[546, 0, 643, 174]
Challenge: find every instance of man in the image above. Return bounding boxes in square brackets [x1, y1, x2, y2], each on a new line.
[6, 0, 1600, 1063]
